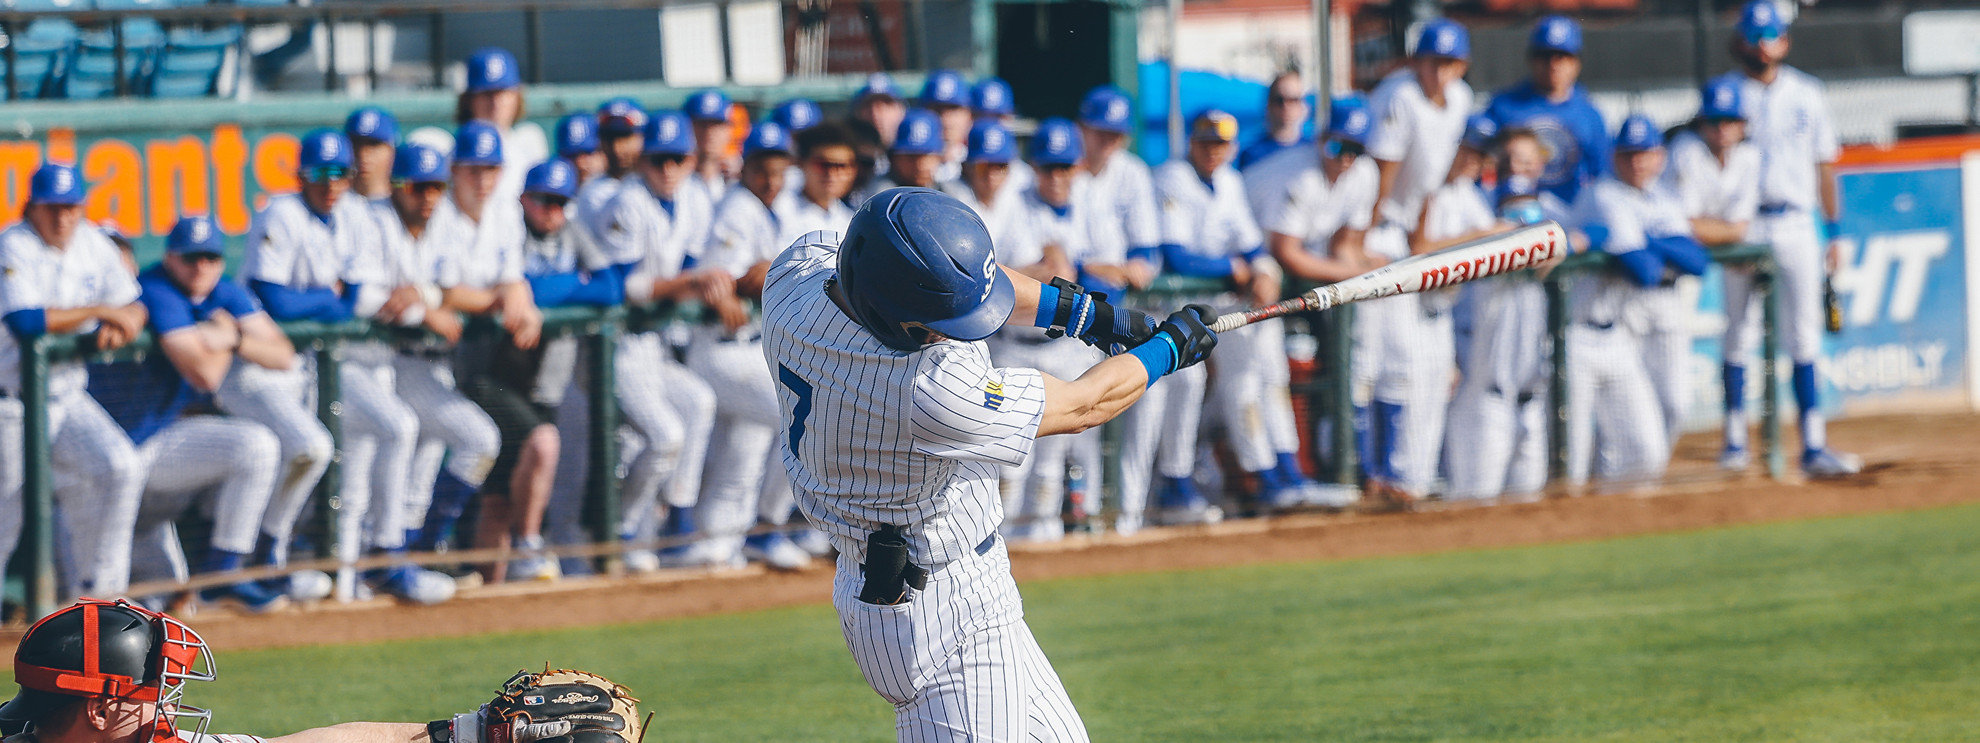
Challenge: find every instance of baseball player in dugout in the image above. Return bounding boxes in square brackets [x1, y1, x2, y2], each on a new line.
[1713, 0, 1860, 478]
[0, 164, 148, 602]
[0, 599, 646, 743]
[764, 186, 1217, 740]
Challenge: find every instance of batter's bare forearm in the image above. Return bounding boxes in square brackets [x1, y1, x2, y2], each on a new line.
[1000, 266, 1043, 329]
[267, 722, 432, 743]
[1037, 355, 1147, 437]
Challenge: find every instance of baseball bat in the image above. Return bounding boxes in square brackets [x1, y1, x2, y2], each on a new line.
[1207, 221, 1570, 333]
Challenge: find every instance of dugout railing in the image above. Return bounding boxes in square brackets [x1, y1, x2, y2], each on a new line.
[8, 242, 1782, 621]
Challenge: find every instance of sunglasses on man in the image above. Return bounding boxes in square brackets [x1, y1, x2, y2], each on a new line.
[304, 165, 350, 183]
[645, 153, 690, 168]
[528, 194, 571, 209]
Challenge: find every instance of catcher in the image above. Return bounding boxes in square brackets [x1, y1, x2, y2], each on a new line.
[0, 599, 645, 743]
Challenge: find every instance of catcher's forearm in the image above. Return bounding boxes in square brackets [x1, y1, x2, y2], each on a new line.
[269, 722, 432, 743]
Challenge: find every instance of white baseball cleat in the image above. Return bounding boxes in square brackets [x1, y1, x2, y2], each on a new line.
[510, 535, 562, 582]
[372, 566, 456, 605]
[791, 527, 835, 557]
[1719, 444, 1752, 471]
[283, 570, 336, 602]
[622, 549, 661, 574]
[1301, 483, 1362, 509]
[742, 533, 812, 571]
[1802, 448, 1863, 479]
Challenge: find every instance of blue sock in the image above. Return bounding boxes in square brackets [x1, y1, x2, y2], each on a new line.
[200, 548, 247, 574]
[1723, 363, 1747, 413]
[1792, 362, 1819, 415]
[1355, 405, 1377, 481]
[253, 532, 282, 567]
[1275, 452, 1307, 483]
[413, 472, 480, 551]
[1375, 401, 1405, 482]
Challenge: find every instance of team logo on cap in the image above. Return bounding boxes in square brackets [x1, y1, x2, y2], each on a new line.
[484, 55, 506, 80]
[358, 111, 378, 132]
[52, 168, 73, 192]
[936, 77, 958, 98]
[1546, 21, 1570, 44]
[1433, 28, 1457, 53]
[1346, 109, 1369, 132]
[189, 219, 210, 243]
[659, 117, 681, 141]
[1713, 87, 1736, 110]
[909, 119, 932, 143]
[1751, 2, 1775, 24]
[1106, 98, 1129, 124]
[982, 127, 1006, 152]
[473, 133, 497, 158]
[1045, 127, 1070, 153]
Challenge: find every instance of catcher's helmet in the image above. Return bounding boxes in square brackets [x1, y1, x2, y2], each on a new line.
[837, 187, 1013, 352]
[0, 600, 216, 740]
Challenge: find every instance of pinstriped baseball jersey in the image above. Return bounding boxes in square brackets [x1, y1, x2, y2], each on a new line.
[1571, 178, 1692, 332]
[764, 233, 1045, 566]
[1080, 149, 1161, 250]
[941, 183, 1039, 268]
[572, 174, 629, 246]
[601, 179, 714, 303]
[1263, 157, 1378, 255]
[0, 222, 141, 396]
[1662, 132, 1761, 226]
[1712, 67, 1838, 210]
[242, 193, 385, 292]
[428, 197, 525, 290]
[1153, 161, 1262, 263]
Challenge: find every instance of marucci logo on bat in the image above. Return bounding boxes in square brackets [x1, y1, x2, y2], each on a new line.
[1416, 228, 1563, 292]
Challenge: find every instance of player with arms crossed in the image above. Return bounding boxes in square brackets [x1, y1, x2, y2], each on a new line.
[1712, 0, 1859, 477]
[765, 188, 1216, 740]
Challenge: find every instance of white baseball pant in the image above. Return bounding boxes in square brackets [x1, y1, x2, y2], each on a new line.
[616, 331, 716, 534]
[833, 535, 1088, 742]
[1367, 291, 1456, 497]
[1116, 363, 1207, 519]
[335, 352, 420, 557]
[124, 417, 282, 582]
[1209, 316, 1298, 474]
[1444, 278, 1549, 500]
[392, 354, 501, 528]
[685, 328, 790, 553]
[214, 363, 334, 554]
[1727, 211, 1825, 366]
[992, 335, 1103, 539]
[0, 391, 145, 597]
[1565, 324, 1670, 487]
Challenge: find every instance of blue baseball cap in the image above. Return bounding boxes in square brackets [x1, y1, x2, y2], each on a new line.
[1462, 113, 1499, 151]
[1414, 18, 1470, 60]
[919, 69, 968, 108]
[854, 73, 901, 103]
[1529, 15, 1582, 56]
[891, 109, 943, 156]
[1699, 78, 1746, 121]
[166, 215, 223, 256]
[299, 128, 353, 169]
[555, 113, 599, 157]
[684, 89, 731, 122]
[597, 97, 649, 136]
[524, 159, 578, 200]
[970, 77, 1014, 117]
[1737, 0, 1787, 43]
[464, 47, 521, 93]
[344, 106, 398, 144]
[743, 121, 793, 159]
[772, 99, 822, 133]
[28, 163, 83, 205]
[1028, 117, 1083, 166]
[1325, 96, 1372, 146]
[454, 120, 505, 167]
[644, 111, 694, 156]
[392, 143, 449, 184]
[1614, 114, 1663, 153]
[1078, 86, 1134, 134]
[966, 120, 1015, 164]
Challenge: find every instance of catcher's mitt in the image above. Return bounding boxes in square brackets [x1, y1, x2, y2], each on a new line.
[430, 668, 646, 743]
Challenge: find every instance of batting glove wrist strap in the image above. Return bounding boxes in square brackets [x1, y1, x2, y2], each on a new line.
[1036, 278, 1095, 340]
[1126, 334, 1180, 387]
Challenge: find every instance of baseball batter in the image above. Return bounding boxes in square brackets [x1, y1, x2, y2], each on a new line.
[0, 163, 148, 600]
[1567, 114, 1709, 487]
[765, 187, 1212, 740]
[1663, 78, 1763, 468]
[86, 217, 291, 613]
[1362, 18, 1474, 498]
[1712, 0, 1859, 477]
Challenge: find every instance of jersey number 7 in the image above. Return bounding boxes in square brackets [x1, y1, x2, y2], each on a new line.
[777, 364, 813, 458]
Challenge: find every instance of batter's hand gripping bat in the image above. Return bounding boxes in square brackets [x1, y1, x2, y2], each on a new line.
[1206, 221, 1569, 333]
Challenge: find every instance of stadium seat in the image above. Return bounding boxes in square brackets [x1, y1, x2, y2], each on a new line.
[166, 24, 242, 49]
[150, 69, 211, 96]
[0, 50, 57, 99]
[23, 18, 80, 45]
[10, 0, 87, 10]
[80, 18, 166, 50]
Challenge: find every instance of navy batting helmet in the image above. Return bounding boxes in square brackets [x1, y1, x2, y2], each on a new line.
[836, 188, 1013, 352]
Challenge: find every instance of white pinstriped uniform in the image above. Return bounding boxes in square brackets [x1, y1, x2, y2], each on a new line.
[766, 234, 1088, 742]
[596, 179, 718, 538]
[371, 199, 502, 529]
[1565, 178, 1683, 485]
[237, 193, 419, 559]
[121, 416, 282, 587]
[0, 221, 146, 597]
[684, 185, 853, 553]
[952, 182, 1104, 541]
[571, 174, 629, 247]
[1363, 68, 1472, 496]
[1713, 67, 1837, 368]
[1081, 149, 1162, 252]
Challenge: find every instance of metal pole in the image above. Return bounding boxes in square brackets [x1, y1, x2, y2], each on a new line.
[525, 7, 543, 84]
[323, 12, 338, 92]
[21, 336, 57, 621]
[1546, 275, 1570, 481]
[585, 314, 622, 573]
[366, 17, 379, 93]
[6, 24, 19, 101]
[1325, 306, 1356, 485]
[1312, 0, 1331, 127]
[1759, 261, 1785, 480]
[1165, 0, 1182, 161]
[112, 19, 127, 97]
[1694, 0, 1712, 91]
[429, 12, 445, 89]
[312, 340, 344, 562]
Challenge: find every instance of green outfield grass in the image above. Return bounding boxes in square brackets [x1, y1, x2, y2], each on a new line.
[41, 503, 1980, 741]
